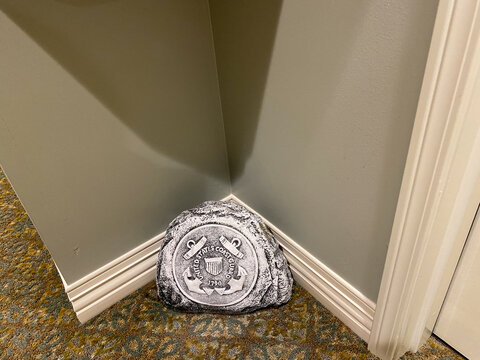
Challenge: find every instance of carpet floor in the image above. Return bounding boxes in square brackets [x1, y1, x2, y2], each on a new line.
[0, 168, 465, 359]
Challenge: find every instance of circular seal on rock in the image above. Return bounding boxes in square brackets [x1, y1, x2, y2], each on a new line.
[172, 224, 258, 306]
[157, 200, 293, 314]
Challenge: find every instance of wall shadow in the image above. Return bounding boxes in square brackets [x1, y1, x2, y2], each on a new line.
[208, 0, 370, 185]
[0, 0, 229, 182]
[208, 0, 284, 182]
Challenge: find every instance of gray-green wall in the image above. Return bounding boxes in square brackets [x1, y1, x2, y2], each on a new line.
[0, 0, 230, 284]
[210, 0, 438, 301]
[0, 0, 438, 300]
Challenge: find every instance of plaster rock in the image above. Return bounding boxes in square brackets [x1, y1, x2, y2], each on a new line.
[156, 200, 293, 313]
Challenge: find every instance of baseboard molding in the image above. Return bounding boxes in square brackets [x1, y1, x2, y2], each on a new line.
[63, 195, 231, 323]
[229, 196, 375, 342]
[63, 194, 375, 343]
[64, 231, 164, 323]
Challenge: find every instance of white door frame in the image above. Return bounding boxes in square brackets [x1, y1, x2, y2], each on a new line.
[368, 0, 480, 359]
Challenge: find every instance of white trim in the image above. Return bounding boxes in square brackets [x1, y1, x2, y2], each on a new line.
[66, 197, 234, 323]
[230, 195, 375, 343]
[66, 231, 164, 323]
[64, 193, 375, 341]
[369, 0, 480, 359]
[65, 232, 164, 295]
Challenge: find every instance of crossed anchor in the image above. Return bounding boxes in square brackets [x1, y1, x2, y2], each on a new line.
[182, 266, 247, 295]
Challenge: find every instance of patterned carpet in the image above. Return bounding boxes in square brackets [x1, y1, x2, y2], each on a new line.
[0, 167, 465, 359]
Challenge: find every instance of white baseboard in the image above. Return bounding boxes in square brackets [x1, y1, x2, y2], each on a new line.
[229, 195, 375, 342]
[63, 194, 375, 343]
[63, 195, 231, 323]
[64, 231, 164, 323]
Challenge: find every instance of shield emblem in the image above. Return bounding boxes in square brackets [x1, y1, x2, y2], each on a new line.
[204, 257, 223, 275]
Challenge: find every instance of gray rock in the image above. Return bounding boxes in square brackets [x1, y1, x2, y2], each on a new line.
[156, 200, 293, 313]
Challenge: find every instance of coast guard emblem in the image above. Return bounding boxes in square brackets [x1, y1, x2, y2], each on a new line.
[172, 224, 259, 306]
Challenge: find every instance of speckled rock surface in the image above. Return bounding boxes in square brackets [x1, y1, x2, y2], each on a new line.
[156, 200, 293, 313]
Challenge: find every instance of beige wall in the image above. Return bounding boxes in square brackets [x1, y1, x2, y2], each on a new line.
[0, 0, 230, 284]
[210, 0, 438, 301]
